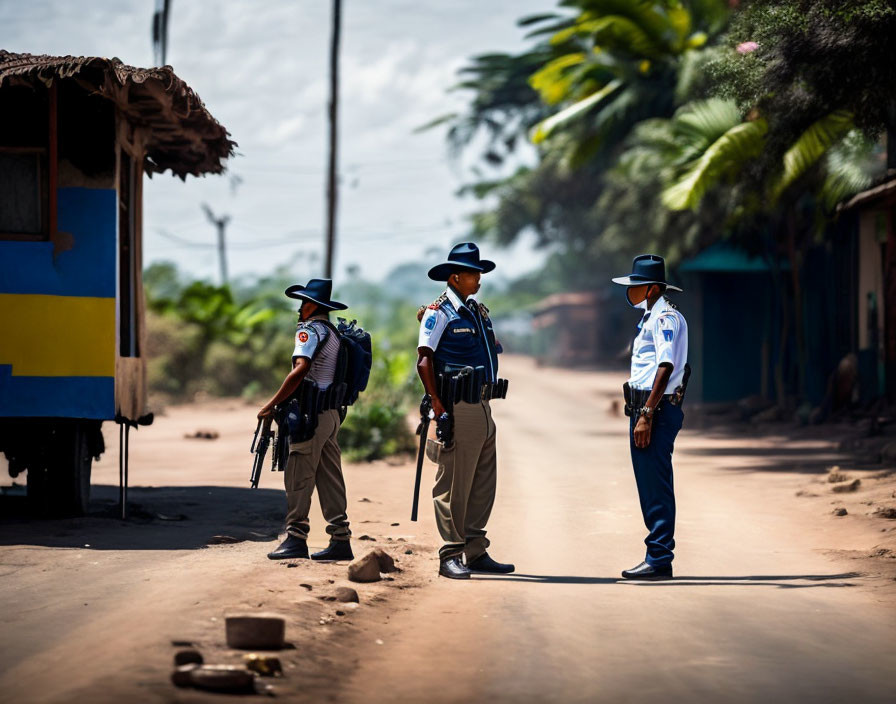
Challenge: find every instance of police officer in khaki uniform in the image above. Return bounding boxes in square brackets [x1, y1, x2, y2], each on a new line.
[416, 243, 514, 580]
[260, 279, 353, 562]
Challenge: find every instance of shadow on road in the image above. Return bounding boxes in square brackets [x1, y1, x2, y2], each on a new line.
[474, 572, 864, 588]
[0, 484, 285, 551]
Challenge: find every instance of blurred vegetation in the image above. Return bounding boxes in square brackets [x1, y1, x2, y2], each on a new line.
[144, 261, 435, 461]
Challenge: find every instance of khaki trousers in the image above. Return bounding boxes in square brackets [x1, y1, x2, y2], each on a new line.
[433, 400, 497, 561]
[284, 409, 351, 541]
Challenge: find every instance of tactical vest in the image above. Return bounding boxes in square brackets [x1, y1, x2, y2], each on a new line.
[432, 296, 499, 383]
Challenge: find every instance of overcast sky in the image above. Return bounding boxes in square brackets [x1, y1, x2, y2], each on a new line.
[0, 0, 550, 285]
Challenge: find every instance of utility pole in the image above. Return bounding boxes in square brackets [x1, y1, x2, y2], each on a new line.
[152, 0, 172, 66]
[202, 204, 230, 287]
[324, 0, 342, 278]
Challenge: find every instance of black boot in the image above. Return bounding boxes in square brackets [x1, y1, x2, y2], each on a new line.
[311, 539, 354, 561]
[621, 561, 672, 580]
[439, 556, 471, 580]
[267, 534, 309, 560]
[467, 552, 515, 574]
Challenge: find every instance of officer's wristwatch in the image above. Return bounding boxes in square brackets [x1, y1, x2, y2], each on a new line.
[639, 405, 656, 420]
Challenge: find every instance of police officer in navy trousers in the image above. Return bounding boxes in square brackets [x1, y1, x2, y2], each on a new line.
[612, 255, 689, 580]
[416, 243, 514, 580]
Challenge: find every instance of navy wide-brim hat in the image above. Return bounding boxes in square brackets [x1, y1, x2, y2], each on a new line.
[611, 254, 682, 292]
[428, 242, 496, 281]
[284, 278, 348, 310]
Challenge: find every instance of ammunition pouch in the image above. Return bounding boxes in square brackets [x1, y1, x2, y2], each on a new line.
[438, 365, 509, 405]
[277, 379, 348, 444]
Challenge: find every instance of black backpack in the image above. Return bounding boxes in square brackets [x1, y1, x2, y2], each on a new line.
[333, 318, 372, 406]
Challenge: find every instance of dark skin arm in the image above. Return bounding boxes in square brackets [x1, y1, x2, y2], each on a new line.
[258, 356, 311, 419]
[416, 347, 445, 418]
[633, 362, 673, 449]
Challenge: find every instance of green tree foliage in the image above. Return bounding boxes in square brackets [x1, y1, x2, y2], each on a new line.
[431, 1, 732, 286]
[143, 262, 419, 460]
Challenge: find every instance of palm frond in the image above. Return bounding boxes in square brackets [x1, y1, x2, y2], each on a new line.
[819, 130, 881, 210]
[662, 117, 767, 210]
[530, 79, 624, 144]
[770, 110, 854, 201]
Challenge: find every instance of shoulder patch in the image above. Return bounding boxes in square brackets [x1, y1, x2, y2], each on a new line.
[419, 292, 448, 321]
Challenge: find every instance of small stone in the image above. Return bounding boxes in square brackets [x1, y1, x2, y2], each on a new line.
[874, 506, 896, 519]
[184, 429, 220, 440]
[189, 665, 256, 693]
[244, 654, 283, 677]
[372, 548, 398, 573]
[404, 549, 413, 555]
[832, 507, 848, 516]
[358, 497, 372, 503]
[359, 535, 376, 541]
[827, 469, 851, 483]
[299, 584, 313, 591]
[832, 479, 861, 493]
[336, 610, 345, 616]
[286, 563, 298, 568]
[225, 614, 286, 650]
[391, 523, 400, 526]
[174, 649, 203, 666]
[348, 552, 382, 583]
[334, 586, 359, 603]
[171, 664, 198, 687]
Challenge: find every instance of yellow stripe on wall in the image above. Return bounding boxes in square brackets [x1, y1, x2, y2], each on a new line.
[0, 294, 115, 377]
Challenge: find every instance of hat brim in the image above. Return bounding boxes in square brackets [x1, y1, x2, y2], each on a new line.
[611, 276, 682, 292]
[427, 259, 496, 282]
[284, 285, 349, 310]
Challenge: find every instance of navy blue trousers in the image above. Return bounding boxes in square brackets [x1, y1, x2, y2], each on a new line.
[629, 403, 683, 566]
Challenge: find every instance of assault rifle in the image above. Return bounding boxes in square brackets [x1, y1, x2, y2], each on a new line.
[250, 416, 275, 489]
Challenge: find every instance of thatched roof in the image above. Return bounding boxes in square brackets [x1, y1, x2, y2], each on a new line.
[0, 51, 236, 179]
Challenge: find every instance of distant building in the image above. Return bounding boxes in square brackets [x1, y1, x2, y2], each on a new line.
[531, 290, 629, 367]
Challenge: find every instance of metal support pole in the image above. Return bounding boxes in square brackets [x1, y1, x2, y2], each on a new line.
[119, 422, 130, 520]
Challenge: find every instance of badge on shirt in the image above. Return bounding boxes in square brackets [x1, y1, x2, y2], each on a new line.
[297, 331, 309, 343]
[663, 329, 674, 342]
[424, 315, 436, 331]
[451, 327, 474, 334]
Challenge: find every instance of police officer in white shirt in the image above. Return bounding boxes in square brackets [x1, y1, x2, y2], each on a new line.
[612, 255, 689, 580]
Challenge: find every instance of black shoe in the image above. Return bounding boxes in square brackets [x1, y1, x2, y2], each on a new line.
[311, 539, 354, 561]
[467, 552, 515, 574]
[439, 557, 471, 580]
[621, 561, 672, 580]
[267, 535, 309, 560]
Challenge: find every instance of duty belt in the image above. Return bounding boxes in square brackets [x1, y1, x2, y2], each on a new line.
[437, 368, 509, 405]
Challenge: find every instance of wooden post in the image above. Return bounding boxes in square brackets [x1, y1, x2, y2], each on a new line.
[48, 80, 58, 242]
[324, 0, 341, 279]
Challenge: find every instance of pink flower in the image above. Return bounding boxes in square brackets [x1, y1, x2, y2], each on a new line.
[736, 41, 759, 55]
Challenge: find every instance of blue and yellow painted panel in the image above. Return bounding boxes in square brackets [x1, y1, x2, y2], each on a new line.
[0, 187, 117, 419]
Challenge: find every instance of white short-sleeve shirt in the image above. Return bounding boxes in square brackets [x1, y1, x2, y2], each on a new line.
[417, 288, 472, 351]
[629, 296, 688, 391]
[292, 318, 339, 388]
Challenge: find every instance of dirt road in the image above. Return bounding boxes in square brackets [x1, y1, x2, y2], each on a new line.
[1, 356, 895, 703]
